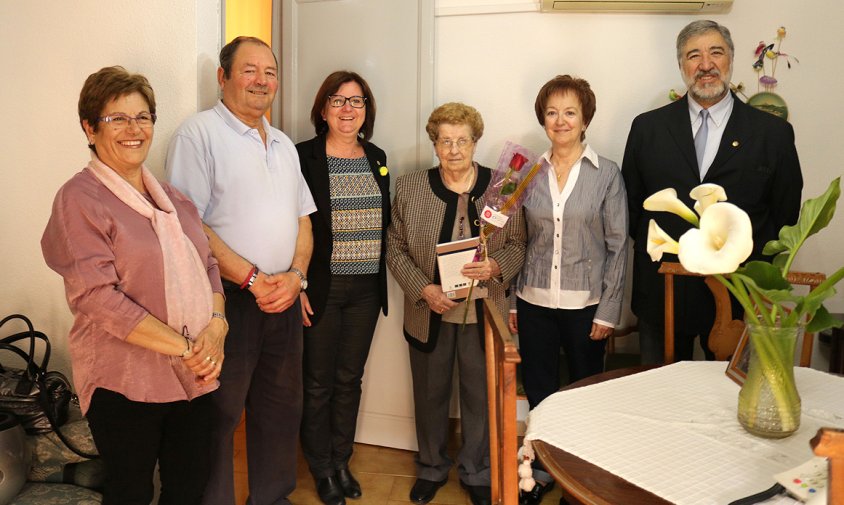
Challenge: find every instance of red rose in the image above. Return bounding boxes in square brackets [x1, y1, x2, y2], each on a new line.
[509, 153, 528, 172]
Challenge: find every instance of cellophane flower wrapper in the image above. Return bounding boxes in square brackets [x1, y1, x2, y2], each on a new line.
[460, 142, 544, 326]
[479, 141, 542, 233]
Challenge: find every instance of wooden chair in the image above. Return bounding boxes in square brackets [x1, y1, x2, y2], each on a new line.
[659, 262, 826, 364]
[811, 427, 844, 503]
[483, 299, 521, 505]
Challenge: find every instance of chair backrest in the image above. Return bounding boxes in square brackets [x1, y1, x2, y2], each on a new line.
[659, 262, 825, 365]
[483, 299, 521, 505]
[811, 427, 844, 502]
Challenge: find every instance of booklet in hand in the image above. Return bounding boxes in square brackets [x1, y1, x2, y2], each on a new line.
[436, 237, 480, 301]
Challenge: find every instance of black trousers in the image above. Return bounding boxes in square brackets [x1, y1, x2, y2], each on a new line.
[202, 284, 303, 505]
[638, 317, 714, 364]
[517, 298, 605, 409]
[301, 274, 380, 478]
[85, 388, 213, 505]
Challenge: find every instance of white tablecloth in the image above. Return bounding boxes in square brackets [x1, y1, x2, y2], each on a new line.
[524, 361, 844, 504]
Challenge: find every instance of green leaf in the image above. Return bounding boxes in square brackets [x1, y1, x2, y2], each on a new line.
[763, 177, 841, 256]
[500, 182, 517, 196]
[736, 261, 791, 290]
[806, 304, 844, 333]
[763, 288, 801, 304]
[795, 285, 835, 320]
[771, 253, 788, 270]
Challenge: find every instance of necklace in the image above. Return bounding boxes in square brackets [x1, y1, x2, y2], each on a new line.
[441, 166, 475, 193]
[326, 137, 363, 158]
[551, 149, 583, 184]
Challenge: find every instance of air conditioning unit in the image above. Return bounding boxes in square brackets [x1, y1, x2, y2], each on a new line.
[540, 0, 732, 13]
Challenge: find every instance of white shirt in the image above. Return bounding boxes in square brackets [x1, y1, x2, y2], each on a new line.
[166, 101, 317, 274]
[689, 92, 734, 180]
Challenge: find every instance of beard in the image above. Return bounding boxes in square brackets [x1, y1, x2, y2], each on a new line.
[685, 68, 732, 104]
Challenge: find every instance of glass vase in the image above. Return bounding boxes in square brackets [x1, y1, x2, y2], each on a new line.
[737, 320, 802, 438]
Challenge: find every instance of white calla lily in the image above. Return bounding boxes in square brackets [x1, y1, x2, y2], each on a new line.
[678, 202, 753, 274]
[643, 188, 699, 226]
[690, 183, 728, 216]
[646, 219, 680, 262]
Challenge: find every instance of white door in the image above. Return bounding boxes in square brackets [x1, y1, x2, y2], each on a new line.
[280, 0, 434, 450]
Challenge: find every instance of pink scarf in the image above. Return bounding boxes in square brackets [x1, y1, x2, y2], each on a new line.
[86, 154, 214, 347]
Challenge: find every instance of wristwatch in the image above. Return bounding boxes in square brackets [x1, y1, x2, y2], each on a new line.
[289, 267, 308, 290]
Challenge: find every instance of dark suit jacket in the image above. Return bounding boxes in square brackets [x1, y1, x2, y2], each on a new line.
[622, 93, 803, 331]
[296, 135, 391, 326]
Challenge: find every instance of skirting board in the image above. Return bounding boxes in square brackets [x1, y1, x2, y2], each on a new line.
[355, 410, 419, 451]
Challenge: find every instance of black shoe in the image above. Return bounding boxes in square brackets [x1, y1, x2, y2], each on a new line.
[519, 481, 554, 505]
[410, 478, 448, 504]
[336, 467, 362, 499]
[316, 476, 347, 505]
[460, 481, 492, 505]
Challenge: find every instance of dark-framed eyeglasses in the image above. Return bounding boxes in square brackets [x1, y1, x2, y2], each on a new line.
[98, 113, 156, 129]
[327, 95, 367, 108]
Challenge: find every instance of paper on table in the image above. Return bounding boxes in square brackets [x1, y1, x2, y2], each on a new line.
[436, 237, 480, 300]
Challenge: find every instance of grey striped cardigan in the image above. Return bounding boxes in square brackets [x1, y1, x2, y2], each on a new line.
[386, 165, 526, 351]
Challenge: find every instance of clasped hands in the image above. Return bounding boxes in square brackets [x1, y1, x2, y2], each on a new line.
[423, 258, 500, 314]
[250, 271, 301, 313]
[181, 317, 228, 383]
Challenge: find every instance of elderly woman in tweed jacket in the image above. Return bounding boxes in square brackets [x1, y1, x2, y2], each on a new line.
[386, 102, 525, 505]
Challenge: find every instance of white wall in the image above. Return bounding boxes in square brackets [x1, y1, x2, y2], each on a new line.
[435, 0, 844, 326]
[0, 0, 220, 375]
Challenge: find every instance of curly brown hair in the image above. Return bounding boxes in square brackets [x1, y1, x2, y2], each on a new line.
[425, 102, 484, 143]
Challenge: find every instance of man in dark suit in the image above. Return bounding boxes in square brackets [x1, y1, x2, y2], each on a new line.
[622, 20, 803, 364]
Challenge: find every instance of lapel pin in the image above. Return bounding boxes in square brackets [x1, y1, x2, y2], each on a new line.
[732, 140, 740, 147]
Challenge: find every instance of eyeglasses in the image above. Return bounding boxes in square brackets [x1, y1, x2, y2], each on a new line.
[436, 137, 473, 150]
[327, 95, 367, 108]
[98, 113, 156, 129]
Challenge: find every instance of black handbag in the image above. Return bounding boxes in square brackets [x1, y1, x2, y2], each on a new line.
[0, 314, 97, 459]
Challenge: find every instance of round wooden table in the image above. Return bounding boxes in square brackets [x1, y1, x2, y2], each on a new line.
[531, 366, 672, 505]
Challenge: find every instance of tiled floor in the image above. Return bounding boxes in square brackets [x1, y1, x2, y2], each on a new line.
[232, 418, 562, 505]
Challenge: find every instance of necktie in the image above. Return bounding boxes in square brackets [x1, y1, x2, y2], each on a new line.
[694, 109, 710, 179]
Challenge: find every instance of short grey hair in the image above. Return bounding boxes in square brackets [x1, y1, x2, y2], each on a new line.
[676, 20, 734, 65]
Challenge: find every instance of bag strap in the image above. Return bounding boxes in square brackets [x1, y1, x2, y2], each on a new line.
[36, 378, 99, 460]
[0, 314, 50, 373]
[1, 315, 97, 459]
[0, 342, 43, 396]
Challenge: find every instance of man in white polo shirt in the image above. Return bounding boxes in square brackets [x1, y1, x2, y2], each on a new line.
[166, 36, 316, 505]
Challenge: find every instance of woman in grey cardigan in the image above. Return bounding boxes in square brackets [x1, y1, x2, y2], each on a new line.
[386, 103, 525, 505]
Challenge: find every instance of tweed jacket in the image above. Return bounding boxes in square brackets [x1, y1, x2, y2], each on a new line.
[386, 165, 526, 352]
[516, 153, 628, 325]
[622, 93, 802, 331]
[296, 135, 391, 326]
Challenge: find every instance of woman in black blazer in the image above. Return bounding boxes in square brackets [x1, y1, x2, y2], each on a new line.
[296, 71, 390, 505]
